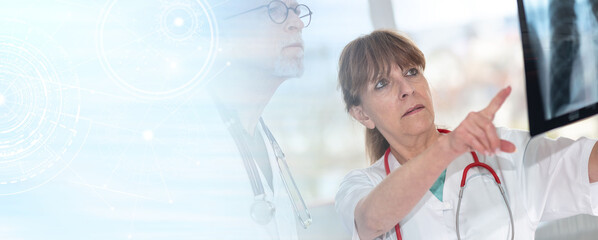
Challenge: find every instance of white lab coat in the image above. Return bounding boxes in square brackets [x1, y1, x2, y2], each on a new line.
[335, 127, 598, 239]
[193, 96, 299, 240]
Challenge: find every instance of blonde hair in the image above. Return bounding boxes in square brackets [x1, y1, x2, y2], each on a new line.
[338, 29, 426, 164]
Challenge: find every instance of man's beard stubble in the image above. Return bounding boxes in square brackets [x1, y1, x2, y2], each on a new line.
[274, 55, 304, 78]
[273, 35, 304, 78]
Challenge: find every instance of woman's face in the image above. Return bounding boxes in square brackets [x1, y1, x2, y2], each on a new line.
[351, 64, 435, 140]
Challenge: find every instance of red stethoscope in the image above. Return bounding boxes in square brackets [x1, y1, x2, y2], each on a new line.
[383, 129, 514, 240]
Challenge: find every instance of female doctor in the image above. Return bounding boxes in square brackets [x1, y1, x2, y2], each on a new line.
[334, 29, 598, 240]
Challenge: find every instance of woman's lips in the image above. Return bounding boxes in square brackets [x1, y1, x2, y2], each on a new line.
[402, 104, 425, 117]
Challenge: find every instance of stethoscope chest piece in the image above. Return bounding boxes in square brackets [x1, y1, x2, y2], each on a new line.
[251, 198, 276, 225]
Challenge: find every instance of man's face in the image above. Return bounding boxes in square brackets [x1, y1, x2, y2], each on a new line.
[224, 0, 306, 78]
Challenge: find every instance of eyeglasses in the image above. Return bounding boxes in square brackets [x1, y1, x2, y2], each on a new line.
[225, 1, 313, 28]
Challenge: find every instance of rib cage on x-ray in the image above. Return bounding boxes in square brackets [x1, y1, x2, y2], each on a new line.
[546, 0, 598, 119]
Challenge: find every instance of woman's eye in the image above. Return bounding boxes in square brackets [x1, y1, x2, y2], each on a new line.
[375, 79, 388, 89]
[405, 68, 419, 76]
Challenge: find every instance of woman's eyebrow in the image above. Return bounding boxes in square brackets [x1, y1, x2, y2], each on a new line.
[370, 73, 387, 82]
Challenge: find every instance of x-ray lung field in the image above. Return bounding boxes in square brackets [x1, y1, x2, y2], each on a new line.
[522, 0, 598, 120]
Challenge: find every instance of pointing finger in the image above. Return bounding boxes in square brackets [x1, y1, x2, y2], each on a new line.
[480, 86, 512, 120]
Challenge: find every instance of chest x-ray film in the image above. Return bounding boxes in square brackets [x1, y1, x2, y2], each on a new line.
[518, 0, 598, 136]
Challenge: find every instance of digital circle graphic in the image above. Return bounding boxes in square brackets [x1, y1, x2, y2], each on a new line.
[160, 5, 201, 41]
[97, 0, 219, 99]
[0, 19, 84, 195]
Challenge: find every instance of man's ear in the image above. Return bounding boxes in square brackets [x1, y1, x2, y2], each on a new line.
[349, 105, 376, 129]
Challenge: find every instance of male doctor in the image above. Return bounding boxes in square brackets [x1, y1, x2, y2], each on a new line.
[197, 0, 312, 239]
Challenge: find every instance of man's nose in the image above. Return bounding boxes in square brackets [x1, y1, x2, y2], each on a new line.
[285, 9, 304, 32]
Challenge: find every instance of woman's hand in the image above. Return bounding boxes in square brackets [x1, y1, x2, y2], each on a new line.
[447, 86, 517, 156]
